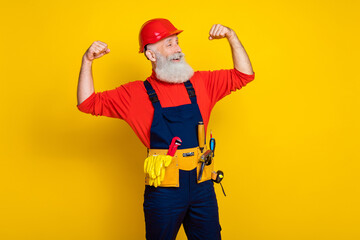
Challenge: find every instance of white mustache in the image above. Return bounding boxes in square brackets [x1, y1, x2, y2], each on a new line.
[168, 52, 185, 61]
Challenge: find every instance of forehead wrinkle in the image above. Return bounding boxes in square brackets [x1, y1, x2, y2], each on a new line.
[165, 36, 178, 43]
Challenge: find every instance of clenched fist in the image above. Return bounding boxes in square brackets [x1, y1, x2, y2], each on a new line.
[208, 24, 234, 40]
[83, 41, 110, 62]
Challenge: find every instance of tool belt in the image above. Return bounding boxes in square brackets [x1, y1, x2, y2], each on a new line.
[145, 146, 214, 187]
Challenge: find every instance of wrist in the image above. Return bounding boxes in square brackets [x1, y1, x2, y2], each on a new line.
[226, 29, 237, 41]
[82, 55, 93, 65]
[227, 31, 242, 48]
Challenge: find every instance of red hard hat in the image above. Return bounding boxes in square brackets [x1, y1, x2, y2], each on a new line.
[139, 18, 183, 53]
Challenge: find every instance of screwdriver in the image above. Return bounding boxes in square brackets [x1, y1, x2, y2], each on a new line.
[198, 122, 205, 153]
[210, 130, 215, 157]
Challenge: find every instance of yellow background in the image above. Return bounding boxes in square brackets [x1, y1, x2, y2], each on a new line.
[1, 0, 359, 239]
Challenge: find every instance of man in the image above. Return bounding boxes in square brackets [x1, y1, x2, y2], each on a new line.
[77, 18, 254, 240]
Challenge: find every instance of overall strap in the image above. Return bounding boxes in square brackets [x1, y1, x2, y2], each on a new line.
[184, 80, 197, 104]
[144, 80, 162, 109]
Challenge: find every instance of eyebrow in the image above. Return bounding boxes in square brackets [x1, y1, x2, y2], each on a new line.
[165, 37, 178, 43]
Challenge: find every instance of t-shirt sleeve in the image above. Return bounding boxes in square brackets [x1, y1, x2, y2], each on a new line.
[77, 83, 132, 121]
[197, 68, 255, 107]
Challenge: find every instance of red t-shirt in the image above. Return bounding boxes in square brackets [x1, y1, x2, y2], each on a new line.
[77, 69, 255, 148]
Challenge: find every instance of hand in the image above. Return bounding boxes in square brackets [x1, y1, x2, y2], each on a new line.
[208, 24, 234, 40]
[144, 155, 173, 187]
[83, 41, 110, 62]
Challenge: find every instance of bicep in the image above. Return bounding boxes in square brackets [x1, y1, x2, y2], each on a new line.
[77, 84, 132, 120]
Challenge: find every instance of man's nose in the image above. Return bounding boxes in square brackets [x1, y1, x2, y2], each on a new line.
[174, 43, 182, 53]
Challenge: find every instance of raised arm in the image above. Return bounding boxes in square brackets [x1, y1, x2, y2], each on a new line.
[77, 41, 110, 105]
[209, 24, 254, 75]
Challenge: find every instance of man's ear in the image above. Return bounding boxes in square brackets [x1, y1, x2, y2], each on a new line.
[145, 50, 156, 62]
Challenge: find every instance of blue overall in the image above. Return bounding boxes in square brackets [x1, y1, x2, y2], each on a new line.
[143, 80, 222, 240]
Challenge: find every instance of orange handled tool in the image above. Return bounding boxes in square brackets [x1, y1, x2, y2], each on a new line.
[198, 122, 205, 153]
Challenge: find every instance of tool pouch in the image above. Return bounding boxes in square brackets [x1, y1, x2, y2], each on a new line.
[145, 146, 214, 187]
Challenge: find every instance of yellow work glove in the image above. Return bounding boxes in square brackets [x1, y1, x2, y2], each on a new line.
[144, 155, 172, 187]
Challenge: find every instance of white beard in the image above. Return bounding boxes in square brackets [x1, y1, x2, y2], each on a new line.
[154, 51, 194, 84]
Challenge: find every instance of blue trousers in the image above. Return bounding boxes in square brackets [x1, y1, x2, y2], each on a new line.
[143, 168, 222, 240]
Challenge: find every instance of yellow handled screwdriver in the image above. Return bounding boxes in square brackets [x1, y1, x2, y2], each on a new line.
[198, 122, 205, 153]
